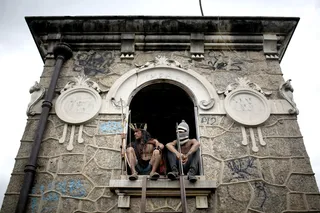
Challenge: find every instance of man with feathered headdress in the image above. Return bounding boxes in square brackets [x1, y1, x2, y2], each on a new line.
[166, 120, 200, 183]
[121, 124, 164, 181]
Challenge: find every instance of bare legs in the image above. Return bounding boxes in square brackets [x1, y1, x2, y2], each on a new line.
[126, 147, 137, 174]
[149, 150, 161, 173]
[126, 147, 162, 180]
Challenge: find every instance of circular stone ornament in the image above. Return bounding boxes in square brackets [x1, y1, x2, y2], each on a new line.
[224, 89, 270, 126]
[55, 87, 102, 124]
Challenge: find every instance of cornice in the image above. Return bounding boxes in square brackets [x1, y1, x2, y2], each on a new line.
[25, 16, 299, 62]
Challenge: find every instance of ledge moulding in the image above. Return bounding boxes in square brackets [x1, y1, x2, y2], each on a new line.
[263, 34, 279, 60]
[190, 33, 204, 60]
[121, 33, 135, 59]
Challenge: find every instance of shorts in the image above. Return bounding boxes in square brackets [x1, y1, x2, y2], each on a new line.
[135, 160, 152, 175]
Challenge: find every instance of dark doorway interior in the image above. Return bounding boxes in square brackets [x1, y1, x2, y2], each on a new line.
[129, 83, 196, 144]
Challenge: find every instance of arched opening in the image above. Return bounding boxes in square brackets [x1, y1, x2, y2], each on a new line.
[129, 82, 196, 145]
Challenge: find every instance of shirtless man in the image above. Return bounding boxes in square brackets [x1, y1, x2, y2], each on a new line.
[122, 128, 164, 181]
[166, 120, 200, 183]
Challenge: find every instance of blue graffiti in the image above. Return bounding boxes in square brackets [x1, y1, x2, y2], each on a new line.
[42, 192, 59, 201]
[55, 179, 87, 198]
[31, 197, 37, 213]
[40, 206, 56, 213]
[31, 179, 86, 212]
[40, 185, 45, 193]
[99, 121, 123, 134]
[68, 179, 87, 197]
[56, 181, 67, 194]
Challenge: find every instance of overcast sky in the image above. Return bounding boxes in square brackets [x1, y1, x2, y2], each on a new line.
[0, 0, 319, 207]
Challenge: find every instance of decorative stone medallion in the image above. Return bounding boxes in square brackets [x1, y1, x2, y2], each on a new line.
[56, 88, 101, 124]
[55, 87, 102, 124]
[224, 88, 270, 126]
[55, 75, 102, 124]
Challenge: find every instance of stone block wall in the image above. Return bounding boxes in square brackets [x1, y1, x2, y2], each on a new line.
[1, 49, 320, 213]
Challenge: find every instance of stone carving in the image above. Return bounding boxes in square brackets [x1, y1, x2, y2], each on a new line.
[56, 75, 102, 151]
[219, 77, 272, 96]
[60, 74, 102, 94]
[26, 81, 45, 116]
[199, 98, 215, 110]
[279, 79, 299, 115]
[241, 127, 267, 152]
[59, 124, 85, 151]
[136, 56, 216, 110]
[56, 76, 102, 124]
[120, 53, 134, 59]
[73, 50, 114, 76]
[249, 128, 258, 152]
[105, 62, 219, 114]
[135, 55, 183, 69]
[223, 78, 271, 126]
[224, 89, 270, 126]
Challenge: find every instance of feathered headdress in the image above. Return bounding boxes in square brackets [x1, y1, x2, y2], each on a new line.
[129, 123, 147, 131]
[129, 123, 150, 143]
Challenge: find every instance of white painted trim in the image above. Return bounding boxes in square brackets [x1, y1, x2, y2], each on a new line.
[104, 66, 220, 114]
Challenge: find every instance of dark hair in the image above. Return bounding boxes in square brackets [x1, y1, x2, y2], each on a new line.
[135, 129, 151, 144]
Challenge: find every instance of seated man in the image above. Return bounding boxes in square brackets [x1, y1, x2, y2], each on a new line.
[166, 120, 200, 183]
[122, 128, 164, 181]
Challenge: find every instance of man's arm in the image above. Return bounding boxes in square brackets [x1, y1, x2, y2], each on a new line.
[166, 140, 181, 158]
[185, 139, 200, 158]
[154, 139, 164, 150]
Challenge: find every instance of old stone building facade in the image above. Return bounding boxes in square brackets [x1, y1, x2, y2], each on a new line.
[1, 16, 320, 213]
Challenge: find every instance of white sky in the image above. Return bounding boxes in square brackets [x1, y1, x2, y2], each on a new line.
[0, 0, 319, 207]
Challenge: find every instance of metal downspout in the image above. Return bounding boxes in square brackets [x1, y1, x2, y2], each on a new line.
[15, 43, 73, 213]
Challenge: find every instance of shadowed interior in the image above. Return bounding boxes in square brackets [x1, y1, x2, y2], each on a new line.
[129, 83, 196, 144]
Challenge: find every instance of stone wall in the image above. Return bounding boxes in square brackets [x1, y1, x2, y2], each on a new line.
[2, 50, 320, 213]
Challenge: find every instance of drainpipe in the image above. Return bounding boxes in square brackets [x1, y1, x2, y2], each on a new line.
[15, 43, 72, 213]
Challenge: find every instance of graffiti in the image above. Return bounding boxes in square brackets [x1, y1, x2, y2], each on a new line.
[99, 121, 123, 134]
[41, 206, 56, 213]
[230, 62, 242, 71]
[31, 197, 38, 213]
[55, 179, 86, 198]
[31, 179, 87, 212]
[200, 116, 217, 125]
[227, 157, 258, 180]
[73, 51, 114, 76]
[40, 192, 59, 213]
[254, 181, 268, 208]
[192, 51, 244, 71]
[207, 52, 244, 71]
[42, 193, 59, 201]
[31, 188, 59, 213]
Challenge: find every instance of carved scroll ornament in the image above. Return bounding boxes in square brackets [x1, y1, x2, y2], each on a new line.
[279, 79, 299, 115]
[199, 98, 215, 110]
[27, 81, 45, 116]
[135, 55, 184, 69]
[218, 77, 272, 96]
